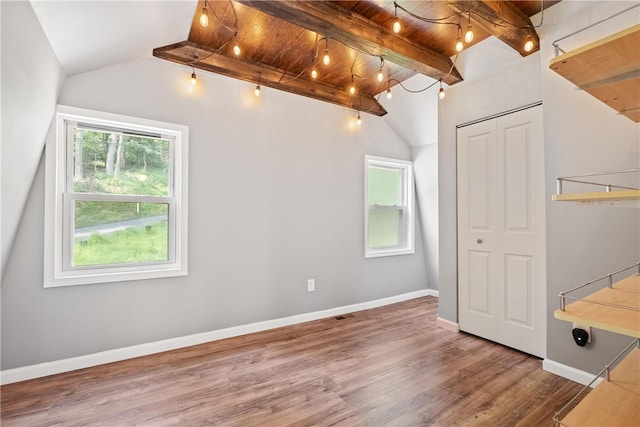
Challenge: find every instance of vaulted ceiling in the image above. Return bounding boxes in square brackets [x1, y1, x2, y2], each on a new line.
[154, 1, 559, 116]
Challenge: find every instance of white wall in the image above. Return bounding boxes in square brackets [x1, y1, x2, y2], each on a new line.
[412, 144, 439, 290]
[381, 74, 439, 148]
[1, 54, 429, 370]
[0, 1, 64, 276]
[0, 1, 3, 284]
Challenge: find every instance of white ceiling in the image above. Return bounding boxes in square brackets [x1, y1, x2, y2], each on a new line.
[30, 0, 197, 76]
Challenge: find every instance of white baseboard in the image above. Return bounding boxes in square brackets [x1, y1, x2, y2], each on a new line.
[1, 289, 437, 385]
[436, 317, 460, 333]
[542, 358, 602, 387]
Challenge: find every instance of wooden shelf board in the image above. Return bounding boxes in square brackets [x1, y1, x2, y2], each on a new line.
[554, 275, 640, 338]
[559, 347, 640, 427]
[552, 189, 640, 203]
[549, 24, 640, 123]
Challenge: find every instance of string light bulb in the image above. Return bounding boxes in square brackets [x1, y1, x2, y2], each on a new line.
[233, 34, 241, 56]
[322, 38, 331, 66]
[438, 81, 446, 100]
[386, 80, 392, 99]
[199, 3, 209, 27]
[190, 67, 197, 86]
[377, 58, 384, 82]
[524, 34, 534, 52]
[464, 25, 474, 43]
[464, 12, 474, 43]
[392, 4, 401, 34]
[349, 75, 356, 95]
[455, 37, 463, 52]
[455, 25, 464, 52]
[254, 72, 261, 97]
[311, 66, 318, 79]
[356, 111, 362, 126]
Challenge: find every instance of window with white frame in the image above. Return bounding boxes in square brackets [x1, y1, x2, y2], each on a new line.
[364, 155, 414, 258]
[44, 106, 188, 287]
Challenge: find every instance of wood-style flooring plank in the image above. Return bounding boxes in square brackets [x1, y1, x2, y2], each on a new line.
[1, 296, 583, 426]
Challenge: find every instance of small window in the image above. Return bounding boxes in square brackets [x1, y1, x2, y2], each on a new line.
[364, 155, 414, 258]
[44, 106, 188, 287]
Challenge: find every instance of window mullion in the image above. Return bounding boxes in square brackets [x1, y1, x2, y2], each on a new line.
[67, 193, 173, 204]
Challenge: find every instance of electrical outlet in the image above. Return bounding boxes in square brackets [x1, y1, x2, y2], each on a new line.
[307, 279, 315, 292]
[572, 323, 592, 343]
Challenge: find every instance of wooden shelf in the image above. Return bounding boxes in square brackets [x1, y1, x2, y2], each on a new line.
[552, 189, 640, 204]
[558, 347, 640, 427]
[549, 24, 640, 123]
[554, 275, 640, 338]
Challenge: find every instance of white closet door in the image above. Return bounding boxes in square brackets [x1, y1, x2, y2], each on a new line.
[457, 105, 546, 358]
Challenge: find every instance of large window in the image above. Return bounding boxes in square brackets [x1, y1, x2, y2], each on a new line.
[364, 155, 414, 258]
[44, 106, 188, 287]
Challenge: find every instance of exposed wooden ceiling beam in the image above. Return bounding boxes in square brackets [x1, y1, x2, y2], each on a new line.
[238, 0, 463, 86]
[153, 41, 387, 116]
[447, 0, 540, 56]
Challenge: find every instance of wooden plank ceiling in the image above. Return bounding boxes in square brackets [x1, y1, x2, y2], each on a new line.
[154, 1, 558, 116]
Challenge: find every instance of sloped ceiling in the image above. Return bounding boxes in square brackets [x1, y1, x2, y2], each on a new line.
[30, 0, 197, 76]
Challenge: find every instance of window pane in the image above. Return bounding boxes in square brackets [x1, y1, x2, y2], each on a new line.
[368, 208, 404, 249]
[73, 201, 168, 267]
[72, 128, 170, 196]
[368, 166, 403, 206]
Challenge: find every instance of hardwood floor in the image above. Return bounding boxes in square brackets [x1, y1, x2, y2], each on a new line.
[1, 296, 583, 426]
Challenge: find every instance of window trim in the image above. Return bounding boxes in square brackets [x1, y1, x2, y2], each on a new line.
[364, 155, 415, 258]
[44, 105, 189, 287]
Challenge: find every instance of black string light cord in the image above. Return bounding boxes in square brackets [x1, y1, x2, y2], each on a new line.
[395, 0, 545, 31]
[394, 1, 460, 27]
